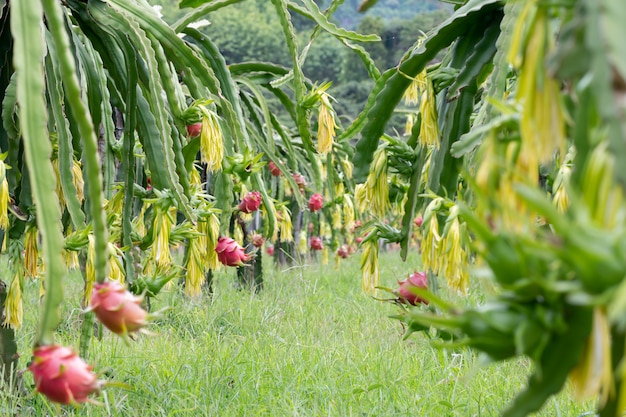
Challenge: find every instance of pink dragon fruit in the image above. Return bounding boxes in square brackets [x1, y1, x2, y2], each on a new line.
[266, 245, 275, 256]
[238, 191, 262, 213]
[310, 236, 324, 251]
[216, 236, 250, 266]
[268, 161, 282, 176]
[414, 216, 423, 228]
[397, 271, 429, 305]
[337, 244, 350, 259]
[308, 193, 324, 212]
[186, 122, 202, 137]
[250, 233, 265, 248]
[90, 281, 148, 336]
[292, 172, 307, 192]
[29, 345, 102, 404]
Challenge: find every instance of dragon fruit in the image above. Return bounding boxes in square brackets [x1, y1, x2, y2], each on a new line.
[90, 281, 148, 336]
[250, 233, 265, 248]
[292, 172, 307, 192]
[310, 236, 324, 251]
[268, 161, 282, 176]
[397, 271, 429, 305]
[337, 245, 350, 259]
[238, 191, 262, 214]
[186, 122, 202, 137]
[29, 345, 102, 404]
[216, 236, 250, 266]
[308, 193, 324, 212]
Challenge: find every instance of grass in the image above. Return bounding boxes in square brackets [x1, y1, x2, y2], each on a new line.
[3, 250, 595, 416]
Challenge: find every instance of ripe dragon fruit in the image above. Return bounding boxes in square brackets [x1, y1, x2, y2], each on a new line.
[310, 236, 324, 251]
[29, 345, 102, 404]
[308, 193, 324, 212]
[216, 236, 250, 266]
[397, 271, 429, 305]
[89, 281, 148, 336]
[268, 161, 282, 176]
[238, 191, 262, 214]
[266, 245, 275, 256]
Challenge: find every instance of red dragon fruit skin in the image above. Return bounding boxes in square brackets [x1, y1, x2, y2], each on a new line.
[29, 345, 102, 404]
[216, 236, 251, 267]
[337, 245, 350, 259]
[250, 233, 265, 248]
[238, 191, 262, 214]
[186, 122, 202, 137]
[310, 236, 324, 251]
[268, 161, 282, 176]
[292, 172, 307, 191]
[397, 271, 429, 305]
[90, 281, 148, 335]
[308, 193, 324, 212]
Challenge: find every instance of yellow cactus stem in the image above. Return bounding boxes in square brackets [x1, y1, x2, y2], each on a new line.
[506, 0, 537, 69]
[0, 159, 9, 237]
[234, 223, 244, 246]
[278, 206, 293, 242]
[360, 238, 379, 296]
[321, 245, 329, 265]
[3, 271, 23, 329]
[402, 70, 427, 106]
[419, 76, 440, 149]
[200, 109, 224, 173]
[332, 205, 342, 231]
[570, 307, 613, 405]
[317, 92, 337, 156]
[185, 234, 206, 298]
[298, 231, 308, 255]
[354, 183, 369, 214]
[189, 165, 202, 187]
[343, 194, 355, 233]
[109, 243, 125, 283]
[283, 177, 293, 197]
[341, 157, 353, 180]
[64, 249, 79, 271]
[420, 148, 433, 189]
[84, 235, 96, 305]
[516, 6, 565, 168]
[552, 152, 573, 213]
[72, 159, 85, 203]
[334, 181, 344, 197]
[204, 213, 220, 271]
[152, 205, 174, 268]
[421, 199, 443, 275]
[320, 220, 331, 240]
[439, 206, 470, 294]
[404, 113, 416, 136]
[581, 142, 624, 229]
[52, 158, 65, 210]
[24, 223, 39, 278]
[133, 202, 150, 238]
[365, 146, 389, 218]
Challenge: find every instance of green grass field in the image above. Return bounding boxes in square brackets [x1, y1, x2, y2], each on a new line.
[3, 251, 594, 416]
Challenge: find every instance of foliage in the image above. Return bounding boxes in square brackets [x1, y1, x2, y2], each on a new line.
[351, 0, 626, 416]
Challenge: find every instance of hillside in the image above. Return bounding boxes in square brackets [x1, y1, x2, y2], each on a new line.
[318, 0, 452, 29]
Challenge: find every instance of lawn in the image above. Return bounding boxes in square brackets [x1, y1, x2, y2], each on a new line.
[4, 250, 594, 416]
